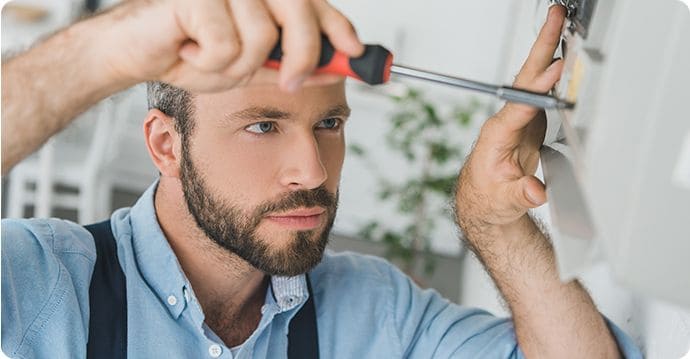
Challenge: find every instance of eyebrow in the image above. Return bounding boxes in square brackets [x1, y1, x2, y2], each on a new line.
[320, 104, 351, 119]
[224, 104, 351, 123]
[225, 106, 291, 122]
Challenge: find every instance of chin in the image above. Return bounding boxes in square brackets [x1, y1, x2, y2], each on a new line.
[257, 230, 329, 276]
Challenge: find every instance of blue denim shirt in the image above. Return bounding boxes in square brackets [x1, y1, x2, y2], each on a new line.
[2, 182, 641, 358]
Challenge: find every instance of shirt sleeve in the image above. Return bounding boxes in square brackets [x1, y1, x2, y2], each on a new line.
[385, 261, 643, 358]
[1, 218, 96, 359]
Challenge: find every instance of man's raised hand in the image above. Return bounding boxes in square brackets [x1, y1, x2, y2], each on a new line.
[455, 5, 566, 230]
[100, 0, 364, 93]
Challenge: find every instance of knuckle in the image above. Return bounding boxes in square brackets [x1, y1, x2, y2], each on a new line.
[213, 38, 241, 62]
[481, 116, 500, 132]
[225, 61, 257, 80]
[254, 25, 279, 50]
[203, 25, 240, 57]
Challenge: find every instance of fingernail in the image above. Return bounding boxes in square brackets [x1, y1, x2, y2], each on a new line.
[526, 190, 544, 206]
[551, 57, 562, 65]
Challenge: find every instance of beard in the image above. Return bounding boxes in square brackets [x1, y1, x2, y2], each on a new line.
[179, 145, 338, 276]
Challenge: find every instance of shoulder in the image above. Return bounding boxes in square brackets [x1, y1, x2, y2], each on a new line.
[1, 218, 96, 262]
[1, 218, 96, 358]
[310, 250, 415, 301]
[312, 250, 404, 284]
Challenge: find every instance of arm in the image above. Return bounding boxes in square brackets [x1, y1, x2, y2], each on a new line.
[455, 6, 620, 358]
[1, 0, 363, 175]
[1, 13, 134, 175]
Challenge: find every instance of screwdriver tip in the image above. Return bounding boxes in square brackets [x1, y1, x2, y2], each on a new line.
[558, 100, 576, 110]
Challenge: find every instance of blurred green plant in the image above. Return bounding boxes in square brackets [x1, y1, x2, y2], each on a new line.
[350, 87, 483, 278]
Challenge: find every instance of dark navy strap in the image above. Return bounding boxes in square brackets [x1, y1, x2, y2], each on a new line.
[85, 220, 127, 359]
[85, 220, 319, 358]
[288, 274, 320, 359]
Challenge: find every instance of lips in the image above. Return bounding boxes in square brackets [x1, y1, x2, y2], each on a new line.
[265, 207, 326, 230]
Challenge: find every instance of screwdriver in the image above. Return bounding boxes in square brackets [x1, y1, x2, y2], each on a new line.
[265, 37, 574, 110]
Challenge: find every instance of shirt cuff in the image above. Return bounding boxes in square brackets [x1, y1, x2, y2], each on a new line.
[603, 315, 643, 359]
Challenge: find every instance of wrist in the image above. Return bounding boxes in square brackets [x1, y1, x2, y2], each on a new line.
[74, 10, 141, 94]
[458, 211, 546, 256]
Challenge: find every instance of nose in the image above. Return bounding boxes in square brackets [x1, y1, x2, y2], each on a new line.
[278, 132, 328, 190]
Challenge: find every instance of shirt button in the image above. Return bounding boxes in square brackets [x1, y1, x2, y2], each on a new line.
[208, 344, 222, 358]
[183, 288, 191, 302]
[167, 295, 178, 306]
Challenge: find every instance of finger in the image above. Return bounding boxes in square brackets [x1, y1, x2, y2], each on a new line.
[161, 62, 241, 93]
[507, 175, 547, 210]
[225, 0, 279, 78]
[176, 1, 241, 72]
[312, 1, 364, 57]
[516, 5, 566, 85]
[498, 59, 564, 131]
[266, 0, 321, 92]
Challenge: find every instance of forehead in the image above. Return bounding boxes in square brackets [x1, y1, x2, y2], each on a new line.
[192, 69, 348, 122]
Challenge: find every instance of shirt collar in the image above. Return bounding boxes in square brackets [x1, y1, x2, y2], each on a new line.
[270, 275, 309, 312]
[129, 180, 188, 319]
[128, 180, 309, 319]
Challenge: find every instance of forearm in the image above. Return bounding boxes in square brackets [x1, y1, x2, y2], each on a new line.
[1, 12, 134, 175]
[460, 214, 620, 358]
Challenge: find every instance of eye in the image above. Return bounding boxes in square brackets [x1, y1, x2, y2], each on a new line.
[245, 121, 275, 134]
[316, 118, 341, 130]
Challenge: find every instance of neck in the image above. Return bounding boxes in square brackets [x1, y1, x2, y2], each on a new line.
[154, 176, 268, 346]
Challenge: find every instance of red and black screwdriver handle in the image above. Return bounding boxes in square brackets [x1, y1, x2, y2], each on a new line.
[264, 34, 394, 85]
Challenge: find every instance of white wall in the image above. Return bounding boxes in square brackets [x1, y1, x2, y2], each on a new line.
[330, 0, 519, 255]
[335, 0, 690, 357]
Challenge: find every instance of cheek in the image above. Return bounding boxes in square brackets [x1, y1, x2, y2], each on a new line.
[318, 135, 345, 187]
[190, 132, 281, 206]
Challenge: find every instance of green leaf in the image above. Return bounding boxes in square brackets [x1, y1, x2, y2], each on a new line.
[349, 143, 366, 157]
[423, 103, 441, 126]
[391, 112, 416, 129]
[423, 252, 437, 276]
[397, 181, 424, 213]
[378, 186, 394, 200]
[423, 175, 457, 196]
[357, 221, 380, 241]
[429, 142, 456, 164]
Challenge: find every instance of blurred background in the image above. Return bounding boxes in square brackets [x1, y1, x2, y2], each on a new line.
[2, 1, 689, 357]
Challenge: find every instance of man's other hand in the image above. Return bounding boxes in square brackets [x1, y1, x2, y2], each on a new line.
[455, 5, 566, 232]
[98, 0, 364, 93]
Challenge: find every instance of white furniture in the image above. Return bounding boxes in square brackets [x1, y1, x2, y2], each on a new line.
[6, 86, 156, 223]
[536, 0, 690, 308]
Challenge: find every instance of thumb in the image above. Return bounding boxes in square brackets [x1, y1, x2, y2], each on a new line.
[509, 175, 547, 209]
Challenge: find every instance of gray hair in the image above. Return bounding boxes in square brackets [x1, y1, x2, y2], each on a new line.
[146, 81, 195, 137]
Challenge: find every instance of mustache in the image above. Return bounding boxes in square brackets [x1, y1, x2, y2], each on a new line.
[255, 186, 338, 217]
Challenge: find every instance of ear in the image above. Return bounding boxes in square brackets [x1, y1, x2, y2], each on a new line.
[143, 109, 182, 178]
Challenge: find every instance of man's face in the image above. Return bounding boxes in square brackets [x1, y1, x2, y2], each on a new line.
[178, 74, 348, 276]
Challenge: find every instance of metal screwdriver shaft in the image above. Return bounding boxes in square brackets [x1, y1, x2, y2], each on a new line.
[390, 64, 574, 110]
[266, 37, 574, 110]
